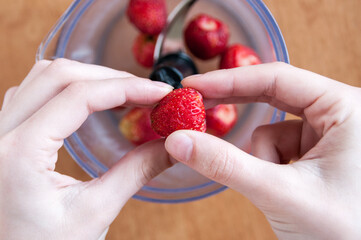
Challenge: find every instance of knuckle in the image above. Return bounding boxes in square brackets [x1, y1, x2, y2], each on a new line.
[34, 59, 51, 69]
[271, 61, 289, 70]
[270, 62, 290, 85]
[225, 68, 236, 96]
[264, 77, 277, 98]
[65, 81, 88, 97]
[4, 86, 18, 96]
[51, 58, 77, 69]
[260, 62, 290, 99]
[63, 82, 90, 111]
[252, 125, 269, 143]
[65, 81, 96, 115]
[207, 149, 235, 184]
[47, 58, 80, 78]
[136, 160, 158, 188]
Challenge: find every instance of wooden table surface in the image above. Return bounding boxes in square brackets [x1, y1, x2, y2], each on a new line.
[1, 0, 360, 239]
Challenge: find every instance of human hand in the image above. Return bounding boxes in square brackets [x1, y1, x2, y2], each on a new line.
[165, 62, 361, 239]
[0, 59, 173, 240]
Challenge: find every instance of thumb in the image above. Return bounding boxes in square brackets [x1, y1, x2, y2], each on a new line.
[73, 139, 172, 228]
[165, 130, 294, 202]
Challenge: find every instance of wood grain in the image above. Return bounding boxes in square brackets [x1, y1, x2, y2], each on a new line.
[0, 0, 360, 239]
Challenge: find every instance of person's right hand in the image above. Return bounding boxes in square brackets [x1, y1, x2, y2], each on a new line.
[165, 62, 361, 239]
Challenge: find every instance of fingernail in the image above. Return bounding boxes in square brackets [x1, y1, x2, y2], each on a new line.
[165, 132, 193, 162]
[184, 74, 203, 81]
[190, 74, 203, 78]
[152, 81, 174, 90]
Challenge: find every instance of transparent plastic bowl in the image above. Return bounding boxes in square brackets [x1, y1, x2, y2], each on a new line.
[37, 0, 289, 203]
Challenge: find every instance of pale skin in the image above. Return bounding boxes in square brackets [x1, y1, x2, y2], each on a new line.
[0, 59, 174, 240]
[166, 62, 361, 239]
[1, 60, 360, 239]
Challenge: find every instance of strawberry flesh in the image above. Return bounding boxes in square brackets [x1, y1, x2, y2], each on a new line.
[151, 87, 206, 137]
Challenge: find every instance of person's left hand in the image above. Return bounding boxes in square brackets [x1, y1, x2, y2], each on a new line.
[0, 59, 173, 240]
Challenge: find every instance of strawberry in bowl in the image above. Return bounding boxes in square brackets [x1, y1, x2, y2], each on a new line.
[184, 14, 229, 60]
[220, 43, 262, 69]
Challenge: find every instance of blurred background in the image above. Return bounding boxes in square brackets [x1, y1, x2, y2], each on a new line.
[0, 0, 360, 239]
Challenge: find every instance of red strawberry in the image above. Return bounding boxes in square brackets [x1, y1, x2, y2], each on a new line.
[206, 104, 238, 137]
[132, 33, 157, 68]
[127, 0, 167, 35]
[184, 14, 229, 60]
[151, 87, 206, 137]
[119, 107, 161, 145]
[220, 44, 261, 69]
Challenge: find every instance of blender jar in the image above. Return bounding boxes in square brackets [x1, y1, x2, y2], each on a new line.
[37, 0, 289, 203]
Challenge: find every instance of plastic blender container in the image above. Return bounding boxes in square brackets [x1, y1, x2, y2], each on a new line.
[37, 0, 289, 203]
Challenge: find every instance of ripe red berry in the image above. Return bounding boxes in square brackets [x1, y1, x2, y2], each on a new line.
[132, 33, 157, 68]
[119, 107, 161, 146]
[127, 0, 167, 35]
[220, 44, 261, 69]
[151, 87, 206, 137]
[206, 104, 238, 137]
[184, 14, 229, 60]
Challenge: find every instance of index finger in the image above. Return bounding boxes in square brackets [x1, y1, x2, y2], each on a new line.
[182, 62, 346, 115]
[14, 77, 173, 160]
